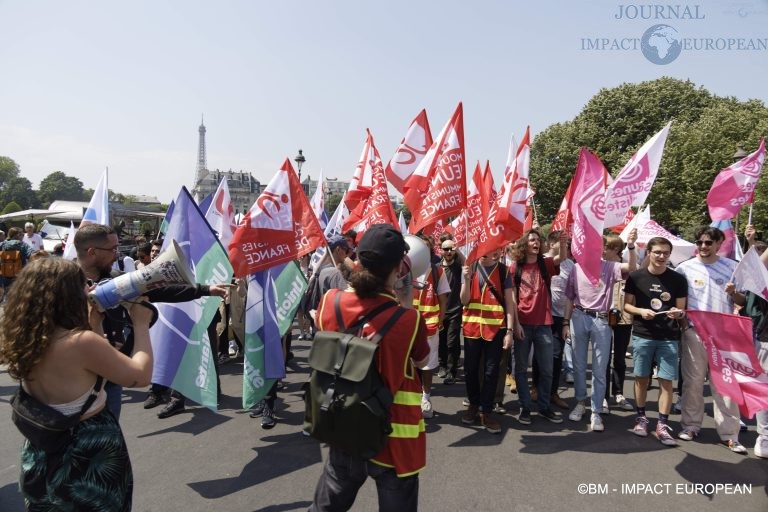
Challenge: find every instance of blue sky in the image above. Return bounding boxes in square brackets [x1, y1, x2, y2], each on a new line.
[1, 0, 766, 203]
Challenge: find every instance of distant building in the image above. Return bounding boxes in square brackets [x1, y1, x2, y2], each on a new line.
[302, 175, 350, 199]
[190, 118, 262, 214]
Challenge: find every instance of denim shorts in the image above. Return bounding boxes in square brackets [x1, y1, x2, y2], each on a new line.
[632, 336, 678, 380]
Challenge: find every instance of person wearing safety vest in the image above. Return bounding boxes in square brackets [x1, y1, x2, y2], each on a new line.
[460, 247, 523, 434]
[412, 236, 450, 419]
[310, 224, 430, 512]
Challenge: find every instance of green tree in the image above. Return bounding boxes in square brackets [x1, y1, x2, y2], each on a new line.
[0, 156, 21, 190]
[326, 193, 343, 219]
[38, 171, 87, 205]
[1, 201, 22, 215]
[0, 177, 40, 209]
[530, 77, 768, 237]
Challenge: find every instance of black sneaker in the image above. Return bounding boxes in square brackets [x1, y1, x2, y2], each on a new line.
[437, 367, 448, 378]
[539, 408, 564, 424]
[249, 400, 266, 418]
[518, 408, 532, 425]
[143, 392, 164, 409]
[443, 373, 456, 385]
[157, 397, 185, 419]
[261, 405, 276, 429]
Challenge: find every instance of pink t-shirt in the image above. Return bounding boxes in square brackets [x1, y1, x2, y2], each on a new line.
[565, 260, 623, 311]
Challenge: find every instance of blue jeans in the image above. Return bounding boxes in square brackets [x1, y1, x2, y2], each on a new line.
[571, 309, 612, 412]
[515, 325, 554, 411]
[756, 339, 768, 437]
[310, 446, 419, 512]
[464, 331, 504, 412]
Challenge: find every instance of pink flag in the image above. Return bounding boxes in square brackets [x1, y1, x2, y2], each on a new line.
[385, 109, 433, 194]
[707, 138, 766, 221]
[343, 131, 398, 232]
[603, 122, 671, 228]
[570, 148, 608, 285]
[403, 103, 466, 234]
[229, 159, 325, 277]
[686, 310, 768, 418]
[732, 246, 768, 301]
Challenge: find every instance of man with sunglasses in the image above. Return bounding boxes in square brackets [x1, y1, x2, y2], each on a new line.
[438, 237, 463, 384]
[624, 237, 687, 446]
[674, 226, 746, 453]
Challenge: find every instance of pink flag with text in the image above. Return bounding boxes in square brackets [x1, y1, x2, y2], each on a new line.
[603, 122, 671, 228]
[707, 138, 766, 221]
[686, 310, 768, 418]
[385, 109, 433, 194]
[570, 148, 608, 285]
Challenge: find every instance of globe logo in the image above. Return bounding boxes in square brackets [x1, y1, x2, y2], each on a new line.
[641, 24, 682, 65]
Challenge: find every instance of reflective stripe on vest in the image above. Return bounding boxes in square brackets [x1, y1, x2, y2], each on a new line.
[462, 265, 505, 341]
[393, 390, 422, 406]
[390, 419, 426, 438]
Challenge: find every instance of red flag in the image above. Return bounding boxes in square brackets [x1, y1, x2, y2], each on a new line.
[229, 159, 325, 277]
[523, 202, 534, 232]
[551, 179, 574, 233]
[707, 138, 766, 221]
[609, 207, 635, 233]
[570, 148, 608, 285]
[686, 310, 768, 418]
[466, 162, 501, 263]
[447, 162, 484, 247]
[345, 130, 379, 211]
[385, 109, 433, 194]
[343, 131, 398, 231]
[495, 128, 533, 231]
[404, 103, 466, 234]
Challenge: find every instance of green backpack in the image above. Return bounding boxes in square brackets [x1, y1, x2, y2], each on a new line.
[303, 293, 405, 459]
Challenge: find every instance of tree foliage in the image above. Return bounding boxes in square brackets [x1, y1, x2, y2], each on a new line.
[0, 156, 21, 190]
[38, 171, 87, 205]
[0, 177, 39, 209]
[530, 77, 768, 238]
[1, 201, 22, 215]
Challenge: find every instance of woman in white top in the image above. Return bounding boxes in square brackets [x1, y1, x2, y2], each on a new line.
[0, 258, 154, 511]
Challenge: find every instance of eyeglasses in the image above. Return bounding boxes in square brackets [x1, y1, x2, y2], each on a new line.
[650, 250, 671, 257]
[93, 246, 118, 253]
[441, 247, 455, 252]
[694, 240, 714, 247]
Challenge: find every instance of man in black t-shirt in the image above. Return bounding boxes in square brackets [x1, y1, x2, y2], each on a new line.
[624, 236, 688, 447]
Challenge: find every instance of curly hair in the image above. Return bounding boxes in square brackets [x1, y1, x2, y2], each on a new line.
[0, 258, 90, 380]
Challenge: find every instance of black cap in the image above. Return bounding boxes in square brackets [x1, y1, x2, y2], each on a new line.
[357, 224, 407, 268]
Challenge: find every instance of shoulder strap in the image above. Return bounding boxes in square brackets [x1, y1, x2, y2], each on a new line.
[332, 292, 398, 334]
[78, 376, 104, 417]
[477, 263, 506, 312]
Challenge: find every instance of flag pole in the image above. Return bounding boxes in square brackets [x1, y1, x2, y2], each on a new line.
[748, 203, 754, 226]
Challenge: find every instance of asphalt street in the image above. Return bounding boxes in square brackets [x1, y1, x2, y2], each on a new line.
[1, 335, 766, 512]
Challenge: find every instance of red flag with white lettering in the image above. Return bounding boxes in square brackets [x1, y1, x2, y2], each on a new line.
[404, 103, 466, 234]
[446, 162, 484, 248]
[345, 130, 379, 212]
[686, 310, 768, 418]
[495, 128, 533, 231]
[570, 148, 608, 285]
[466, 162, 500, 263]
[229, 159, 325, 277]
[343, 131, 398, 231]
[385, 109, 433, 194]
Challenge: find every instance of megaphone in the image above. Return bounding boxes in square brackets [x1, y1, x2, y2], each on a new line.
[89, 239, 195, 311]
[403, 234, 431, 288]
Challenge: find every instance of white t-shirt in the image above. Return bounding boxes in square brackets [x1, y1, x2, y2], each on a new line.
[22, 233, 44, 252]
[675, 256, 736, 314]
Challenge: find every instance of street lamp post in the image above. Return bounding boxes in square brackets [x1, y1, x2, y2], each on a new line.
[294, 149, 306, 194]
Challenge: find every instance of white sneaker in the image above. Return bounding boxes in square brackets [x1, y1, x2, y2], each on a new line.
[228, 340, 237, 356]
[590, 413, 604, 432]
[754, 435, 768, 458]
[615, 394, 633, 411]
[421, 397, 434, 419]
[601, 398, 609, 414]
[569, 403, 586, 421]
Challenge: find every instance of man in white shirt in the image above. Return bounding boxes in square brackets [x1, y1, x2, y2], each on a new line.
[22, 222, 44, 252]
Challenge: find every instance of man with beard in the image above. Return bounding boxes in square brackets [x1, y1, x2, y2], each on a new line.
[437, 237, 463, 385]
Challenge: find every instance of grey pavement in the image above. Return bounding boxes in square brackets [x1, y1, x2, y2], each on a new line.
[1, 336, 767, 512]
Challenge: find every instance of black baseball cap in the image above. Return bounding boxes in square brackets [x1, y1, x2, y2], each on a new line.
[357, 224, 408, 268]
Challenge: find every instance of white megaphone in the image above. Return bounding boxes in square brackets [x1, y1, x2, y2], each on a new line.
[89, 239, 195, 311]
[403, 234, 431, 289]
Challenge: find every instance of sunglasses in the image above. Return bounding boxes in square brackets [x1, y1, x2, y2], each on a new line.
[441, 247, 455, 252]
[694, 240, 714, 247]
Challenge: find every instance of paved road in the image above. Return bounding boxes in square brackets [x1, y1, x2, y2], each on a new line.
[1, 336, 766, 512]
